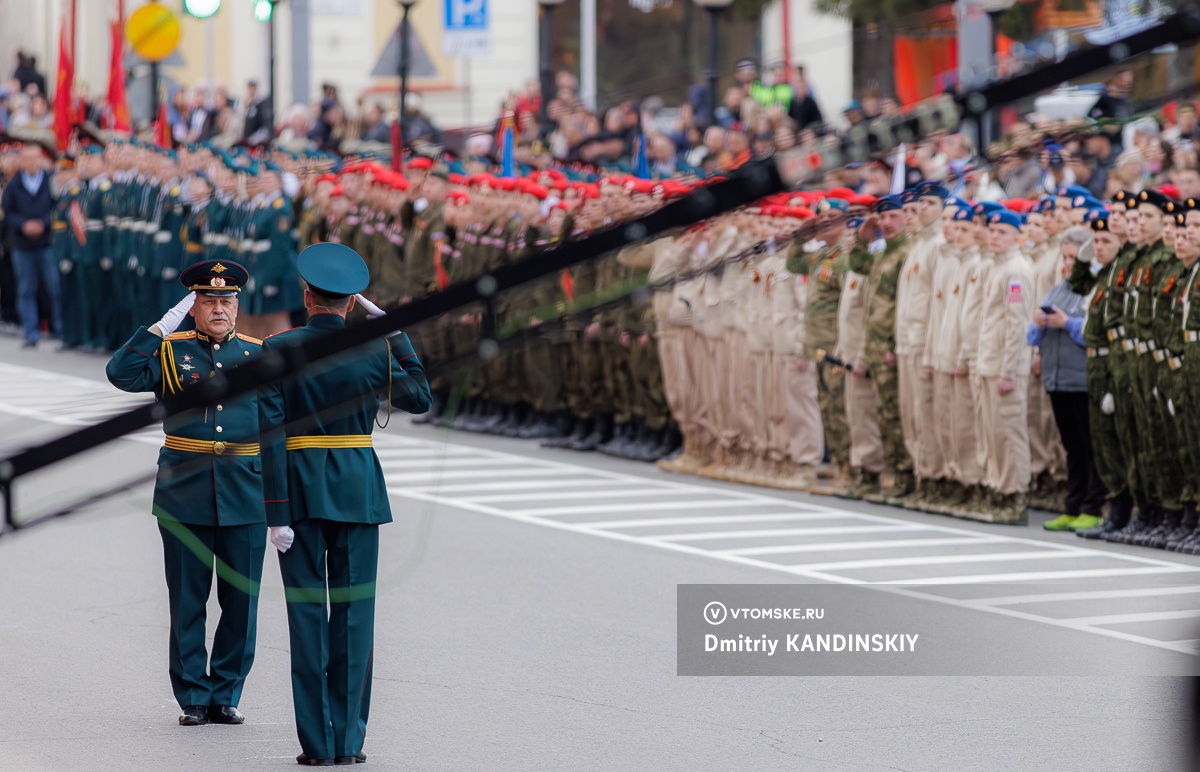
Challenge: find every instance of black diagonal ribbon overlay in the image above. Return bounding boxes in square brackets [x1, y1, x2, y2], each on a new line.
[0, 162, 784, 525]
[5, 8, 1200, 528]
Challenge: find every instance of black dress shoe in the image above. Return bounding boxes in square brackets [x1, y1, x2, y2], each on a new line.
[334, 752, 367, 765]
[179, 705, 209, 726]
[297, 752, 335, 766]
[208, 705, 244, 724]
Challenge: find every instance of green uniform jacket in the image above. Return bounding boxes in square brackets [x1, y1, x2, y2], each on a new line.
[258, 315, 432, 528]
[858, 234, 910, 363]
[106, 327, 267, 527]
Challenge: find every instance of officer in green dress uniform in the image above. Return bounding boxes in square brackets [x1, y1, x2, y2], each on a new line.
[105, 260, 267, 727]
[259, 242, 431, 766]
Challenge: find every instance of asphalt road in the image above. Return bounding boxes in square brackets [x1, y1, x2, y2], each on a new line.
[0, 334, 1196, 771]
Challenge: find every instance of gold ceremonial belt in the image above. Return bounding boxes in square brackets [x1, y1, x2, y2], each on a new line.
[164, 435, 260, 456]
[285, 435, 374, 450]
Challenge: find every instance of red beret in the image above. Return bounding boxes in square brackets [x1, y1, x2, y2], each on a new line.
[407, 156, 433, 171]
[329, 185, 345, 198]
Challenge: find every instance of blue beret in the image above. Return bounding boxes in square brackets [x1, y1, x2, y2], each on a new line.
[82, 144, 104, 155]
[180, 260, 249, 296]
[952, 207, 973, 222]
[917, 182, 950, 200]
[845, 217, 864, 230]
[899, 189, 918, 204]
[1071, 194, 1103, 210]
[875, 195, 903, 213]
[297, 243, 369, 298]
[1056, 184, 1090, 199]
[1083, 207, 1108, 223]
[817, 197, 849, 213]
[944, 196, 970, 210]
[972, 201, 1004, 218]
[1036, 198, 1056, 213]
[988, 210, 1022, 230]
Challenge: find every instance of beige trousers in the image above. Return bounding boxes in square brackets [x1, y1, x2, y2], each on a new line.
[898, 353, 921, 466]
[931, 371, 956, 480]
[980, 375, 1032, 494]
[845, 371, 884, 473]
[954, 373, 983, 486]
[763, 352, 788, 460]
[781, 356, 824, 466]
[915, 367, 942, 480]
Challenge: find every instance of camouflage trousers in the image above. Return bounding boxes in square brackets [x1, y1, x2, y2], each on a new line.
[816, 361, 850, 468]
[867, 357, 911, 476]
[1109, 352, 1147, 503]
[1156, 359, 1193, 507]
[1086, 357, 1128, 500]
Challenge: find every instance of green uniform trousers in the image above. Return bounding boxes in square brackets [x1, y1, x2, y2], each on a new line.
[818, 362, 850, 467]
[868, 359, 911, 475]
[279, 518, 379, 761]
[1085, 358, 1128, 499]
[158, 518, 266, 709]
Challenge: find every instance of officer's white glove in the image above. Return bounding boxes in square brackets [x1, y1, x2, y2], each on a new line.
[99, 256, 114, 271]
[162, 267, 179, 280]
[1101, 392, 1115, 415]
[1168, 398, 1176, 417]
[269, 526, 294, 553]
[354, 294, 401, 337]
[151, 292, 196, 337]
[262, 285, 279, 297]
[869, 238, 886, 254]
[413, 197, 429, 214]
[59, 259, 73, 274]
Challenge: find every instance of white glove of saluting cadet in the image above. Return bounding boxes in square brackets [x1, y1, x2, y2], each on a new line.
[354, 294, 402, 338]
[269, 526, 295, 553]
[151, 292, 196, 337]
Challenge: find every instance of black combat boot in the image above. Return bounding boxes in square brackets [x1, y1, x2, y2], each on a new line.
[544, 416, 587, 448]
[1079, 494, 1131, 540]
[569, 413, 612, 451]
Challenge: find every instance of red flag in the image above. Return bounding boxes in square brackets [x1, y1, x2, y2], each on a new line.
[155, 98, 170, 148]
[52, 16, 75, 148]
[390, 117, 404, 173]
[106, 20, 130, 131]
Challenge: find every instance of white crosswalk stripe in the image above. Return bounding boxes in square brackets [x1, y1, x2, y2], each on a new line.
[366, 432, 1200, 655]
[2, 358, 1199, 657]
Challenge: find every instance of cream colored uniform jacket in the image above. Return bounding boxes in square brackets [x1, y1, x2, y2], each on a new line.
[765, 248, 805, 357]
[923, 242, 963, 373]
[936, 244, 974, 372]
[835, 265, 870, 366]
[895, 222, 946, 358]
[957, 248, 993, 373]
[651, 235, 691, 334]
[976, 249, 1036, 380]
[692, 225, 739, 341]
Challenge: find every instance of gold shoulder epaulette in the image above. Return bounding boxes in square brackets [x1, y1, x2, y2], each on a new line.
[273, 198, 285, 209]
[164, 330, 197, 341]
[99, 180, 111, 191]
[171, 185, 181, 196]
[236, 332, 263, 345]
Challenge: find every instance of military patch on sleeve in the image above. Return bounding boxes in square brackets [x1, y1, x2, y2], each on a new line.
[1007, 280, 1023, 303]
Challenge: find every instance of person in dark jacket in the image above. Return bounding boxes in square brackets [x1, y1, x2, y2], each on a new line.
[1027, 237, 1106, 531]
[1, 142, 58, 346]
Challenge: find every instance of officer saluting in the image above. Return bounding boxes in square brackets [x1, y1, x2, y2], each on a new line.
[259, 242, 431, 766]
[105, 260, 267, 727]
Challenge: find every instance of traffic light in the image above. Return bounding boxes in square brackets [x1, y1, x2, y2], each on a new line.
[183, 0, 221, 18]
[253, 0, 274, 22]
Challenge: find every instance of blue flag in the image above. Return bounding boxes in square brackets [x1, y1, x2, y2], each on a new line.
[500, 115, 516, 178]
[635, 133, 650, 180]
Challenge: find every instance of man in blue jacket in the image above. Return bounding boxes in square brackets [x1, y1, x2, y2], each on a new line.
[1, 141, 59, 347]
[259, 242, 431, 766]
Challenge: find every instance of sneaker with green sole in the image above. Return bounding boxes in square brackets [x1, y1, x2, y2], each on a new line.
[1067, 513, 1102, 531]
[1043, 514, 1080, 531]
